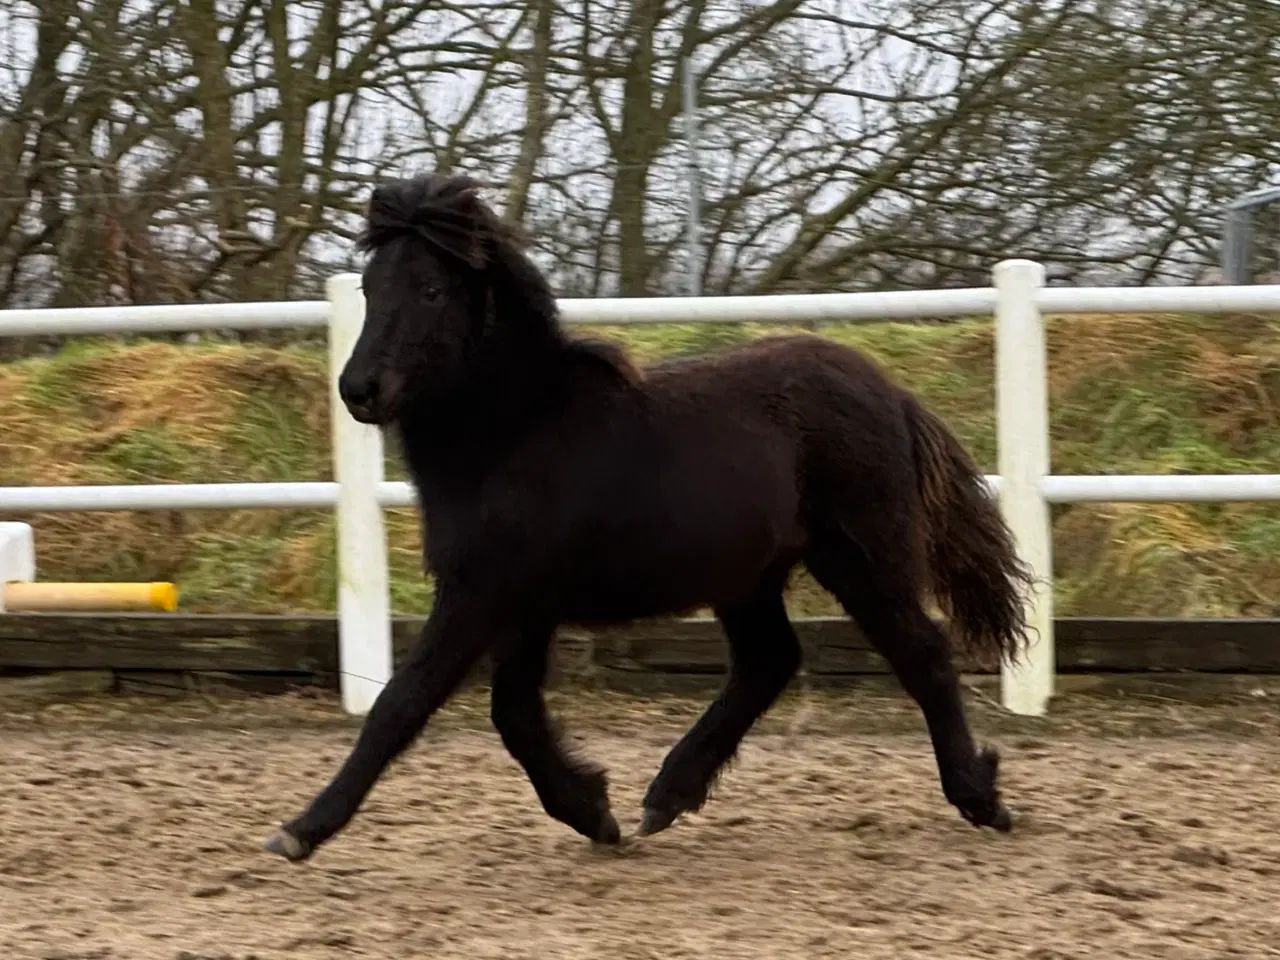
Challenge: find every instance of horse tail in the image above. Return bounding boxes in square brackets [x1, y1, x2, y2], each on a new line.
[903, 396, 1035, 666]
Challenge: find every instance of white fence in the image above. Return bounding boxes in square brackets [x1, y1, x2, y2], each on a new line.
[2, 259, 1280, 717]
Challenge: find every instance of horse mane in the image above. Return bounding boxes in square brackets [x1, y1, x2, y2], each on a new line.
[357, 171, 642, 386]
[565, 337, 644, 385]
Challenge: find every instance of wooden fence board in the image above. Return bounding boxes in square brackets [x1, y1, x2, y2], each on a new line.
[1055, 617, 1280, 672]
[589, 617, 1280, 675]
[1, 615, 1278, 689]
[0, 614, 335, 672]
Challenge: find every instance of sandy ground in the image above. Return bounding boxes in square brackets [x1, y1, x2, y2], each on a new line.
[2, 687, 1280, 959]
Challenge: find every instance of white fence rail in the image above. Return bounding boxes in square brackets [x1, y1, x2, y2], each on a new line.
[2, 259, 1280, 716]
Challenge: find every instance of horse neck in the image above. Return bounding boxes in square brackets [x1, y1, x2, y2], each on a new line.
[394, 299, 571, 483]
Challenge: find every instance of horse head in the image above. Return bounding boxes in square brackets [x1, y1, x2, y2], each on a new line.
[338, 172, 536, 425]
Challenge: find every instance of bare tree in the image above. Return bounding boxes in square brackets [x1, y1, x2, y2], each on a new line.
[2, 0, 1276, 317]
[0, 0, 534, 314]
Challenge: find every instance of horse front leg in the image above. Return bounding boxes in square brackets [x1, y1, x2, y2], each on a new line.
[264, 592, 502, 863]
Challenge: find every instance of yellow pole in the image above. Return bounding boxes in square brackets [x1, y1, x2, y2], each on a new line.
[2, 581, 178, 613]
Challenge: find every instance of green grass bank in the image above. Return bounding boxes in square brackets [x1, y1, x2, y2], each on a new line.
[0, 311, 1276, 619]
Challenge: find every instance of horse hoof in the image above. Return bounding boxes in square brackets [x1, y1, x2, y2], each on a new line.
[264, 829, 311, 862]
[989, 806, 1013, 833]
[961, 803, 1013, 833]
[595, 812, 622, 845]
[638, 806, 678, 836]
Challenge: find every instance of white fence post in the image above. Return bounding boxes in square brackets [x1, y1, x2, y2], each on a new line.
[0, 522, 36, 612]
[993, 259, 1054, 716]
[327, 273, 393, 715]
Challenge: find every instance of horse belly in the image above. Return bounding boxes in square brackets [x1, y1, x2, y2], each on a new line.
[562, 454, 802, 620]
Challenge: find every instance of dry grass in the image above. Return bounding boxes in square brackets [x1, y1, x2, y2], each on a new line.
[0, 312, 1277, 618]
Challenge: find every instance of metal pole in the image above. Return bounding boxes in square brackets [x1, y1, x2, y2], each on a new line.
[1221, 207, 1251, 285]
[1220, 184, 1280, 285]
[682, 57, 703, 297]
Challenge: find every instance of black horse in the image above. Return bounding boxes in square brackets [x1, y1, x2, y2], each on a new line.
[264, 172, 1034, 864]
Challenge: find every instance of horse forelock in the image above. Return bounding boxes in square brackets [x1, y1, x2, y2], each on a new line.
[356, 173, 522, 269]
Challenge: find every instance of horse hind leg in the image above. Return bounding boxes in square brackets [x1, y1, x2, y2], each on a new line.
[640, 575, 802, 836]
[806, 530, 1012, 832]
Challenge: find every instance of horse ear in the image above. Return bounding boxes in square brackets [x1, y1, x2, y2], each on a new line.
[451, 183, 503, 270]
[363, 184, 395, 228]
[455, 187, 490, 269]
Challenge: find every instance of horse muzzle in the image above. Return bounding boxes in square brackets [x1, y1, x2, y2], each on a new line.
[338, 369, 404, 426]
